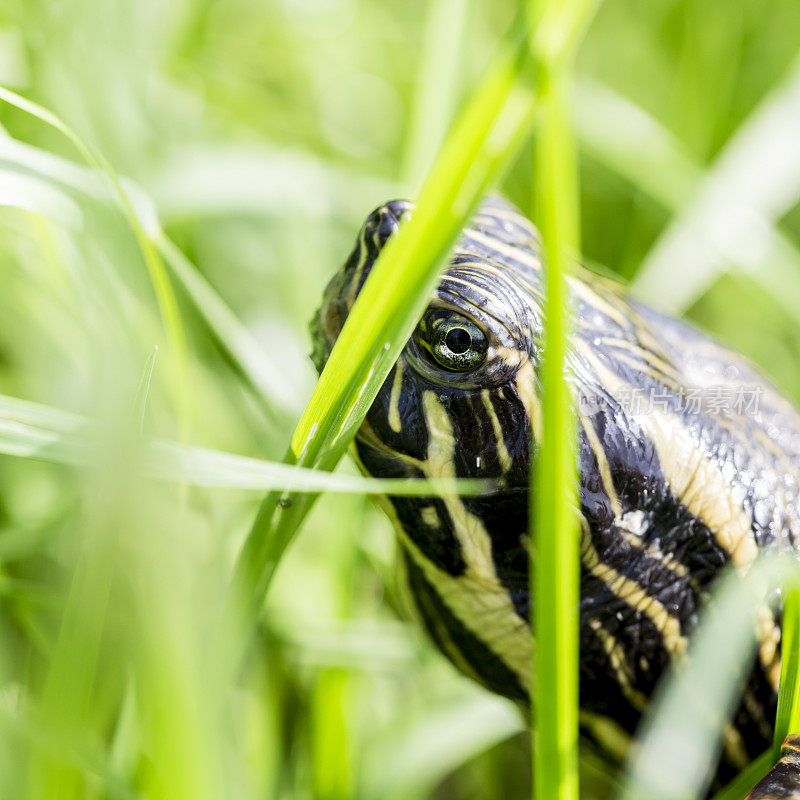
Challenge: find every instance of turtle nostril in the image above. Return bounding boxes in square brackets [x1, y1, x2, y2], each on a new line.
[370, 199, 413, 245]
[383, 199, 414, 222]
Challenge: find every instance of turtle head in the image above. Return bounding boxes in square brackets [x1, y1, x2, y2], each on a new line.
[310, 196, 544, 490]
[310, 196, 546, 698]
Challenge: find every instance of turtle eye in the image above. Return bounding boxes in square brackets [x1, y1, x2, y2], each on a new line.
[415, 310, 489, 372]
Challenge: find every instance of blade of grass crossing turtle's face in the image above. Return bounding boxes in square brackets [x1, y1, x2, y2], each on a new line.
[527, 2, 602, 800]
[774, 590, 800, 756]
[226, 25, 544, 644]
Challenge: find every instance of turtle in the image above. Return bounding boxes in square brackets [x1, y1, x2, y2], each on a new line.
[310, 195, 800, 797]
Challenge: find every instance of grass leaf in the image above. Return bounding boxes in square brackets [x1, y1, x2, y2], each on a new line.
[528, 3, 601, 800]
[574, 79, 800, 325]
[228, 21, 541, 622]
[360, 694, 523, 800]
[401, 0, 471, 191]
[153, 233, 302, 417]
[0, 167, 84, 227]
[0, 86, 191, 435]
[620, 554, 800, 800]
[134, 347, 159, 433]
[0, 393, 491, 496]
[146, 142, 395, 225]
[710, 750, 773, 800]
[573, 79, 701, 211]
[632, 58, 800, 312]
[0, 130, 303, 417]
[773, 588, 800, 753]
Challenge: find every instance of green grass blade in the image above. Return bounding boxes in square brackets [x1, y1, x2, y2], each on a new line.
[153, 233, 301, 417]
[360, 694, 524, 800]
[531, 69, 581, 800]
[228, 25, 540, 623]
[633, 58, 800, 312]
[575, 81, 800, 329]
[310, 669, 353, 800]
[147, 142, 394, 225]
[0, 392, 491, 496]
[0, 393, 83, 431]
[134, 347, 159, 433]
[289, 46, 535, 471]
[573, 79, 701, 211]
[0, 167, 84, 227]
[0, 131, 305, 418]
[401, 0, 471, 191]
[147, 442, 492, 496]
[0, 86, 191, 435]
[528, 3, 600, 800]
[710, 750, 773, 800]
[0, 135, 158, 230]
[619, 554, 800, 800]
[773, 588, 800, 753]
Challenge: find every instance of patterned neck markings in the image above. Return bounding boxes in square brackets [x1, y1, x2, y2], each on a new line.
[390, 390, 534, 691]
[481, 389, 513, 474]
[387, 364, 404, 434]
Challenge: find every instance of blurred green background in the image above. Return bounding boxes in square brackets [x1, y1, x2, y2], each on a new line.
[0, 0, 800, 798]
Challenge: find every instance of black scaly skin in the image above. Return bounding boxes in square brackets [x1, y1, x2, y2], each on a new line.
[310, 196, 800, 794]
